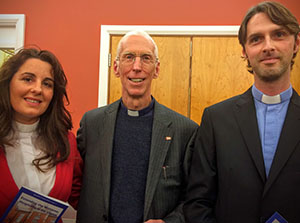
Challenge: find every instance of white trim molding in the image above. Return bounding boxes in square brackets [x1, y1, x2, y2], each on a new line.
[0, 14, 25, 51]
[98, 25, 240, 107]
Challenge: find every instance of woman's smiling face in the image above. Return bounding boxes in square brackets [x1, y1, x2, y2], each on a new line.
[9, 58, 54, 124]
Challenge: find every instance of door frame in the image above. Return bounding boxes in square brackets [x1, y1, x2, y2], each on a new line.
[98, 25, 239, 107]
[0, 14, 25, 50]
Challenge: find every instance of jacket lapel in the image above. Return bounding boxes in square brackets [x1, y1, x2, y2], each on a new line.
[143, 101, 173, 219]
[263, 91, 300, 196]
[234, 88, 267, 183]
[98, 100, 120, 212]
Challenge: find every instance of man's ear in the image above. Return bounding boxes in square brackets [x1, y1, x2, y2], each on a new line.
[114, 60, 120, 77]
[242, 48, 248, 59]
[154, 61, 160, 79]
[294, 33, 300, 54]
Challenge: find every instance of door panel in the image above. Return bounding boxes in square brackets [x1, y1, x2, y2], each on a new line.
[108, 35, 122, 104]
[151, 36, 191, 117]
[190, 36, 254, 123]
[290, 54, 300, 94]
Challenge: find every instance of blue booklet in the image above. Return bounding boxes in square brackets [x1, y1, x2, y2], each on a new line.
[0, 186, 69, 223]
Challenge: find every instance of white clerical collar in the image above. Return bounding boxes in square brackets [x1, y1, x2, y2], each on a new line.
[261, 94, 281, 104]
[127, 110, 139, 117]
[252, 85, 292, 105]
[120, 97, 155, 117]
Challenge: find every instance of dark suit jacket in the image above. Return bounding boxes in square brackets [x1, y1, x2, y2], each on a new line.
[77, 99, 198, 223]
[183, 88, 300, 223]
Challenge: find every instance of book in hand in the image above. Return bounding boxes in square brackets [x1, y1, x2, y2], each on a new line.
[0, 186, 69, 223]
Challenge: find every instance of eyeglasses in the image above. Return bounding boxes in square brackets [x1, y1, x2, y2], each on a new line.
[117, 52, 158, 66]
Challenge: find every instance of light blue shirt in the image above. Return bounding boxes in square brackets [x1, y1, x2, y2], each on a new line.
[252, 85, 292, 177]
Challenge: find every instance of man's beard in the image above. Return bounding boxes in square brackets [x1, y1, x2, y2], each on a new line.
[255, 67, 285, 82]
[251, 58, 290, 83]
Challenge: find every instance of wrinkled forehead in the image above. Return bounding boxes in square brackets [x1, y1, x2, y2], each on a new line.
[120, 35, 155, 55]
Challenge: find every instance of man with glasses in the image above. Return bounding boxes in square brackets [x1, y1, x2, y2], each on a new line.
[76, 30, 198, 223]
[184, 1, 300, 223]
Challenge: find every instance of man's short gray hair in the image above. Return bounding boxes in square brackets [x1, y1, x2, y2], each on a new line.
[116, 30, 159, 59]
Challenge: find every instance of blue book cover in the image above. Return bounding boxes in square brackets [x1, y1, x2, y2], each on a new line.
[0, 186, 69, 223]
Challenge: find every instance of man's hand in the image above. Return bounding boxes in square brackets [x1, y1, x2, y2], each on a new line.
[144, 220, 165, 223]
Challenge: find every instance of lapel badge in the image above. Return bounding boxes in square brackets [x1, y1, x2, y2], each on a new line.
[165, 136, 172, 141]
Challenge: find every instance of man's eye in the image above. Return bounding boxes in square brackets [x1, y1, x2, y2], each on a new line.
[125, 54, 135, 60]
[249, 36, 261, 43]
[274, 31, 286, 38]
[142, 55, 151, 61]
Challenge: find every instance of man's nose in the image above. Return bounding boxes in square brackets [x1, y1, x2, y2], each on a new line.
[132, 56, 142, 71]
[262, 36, 275, 53]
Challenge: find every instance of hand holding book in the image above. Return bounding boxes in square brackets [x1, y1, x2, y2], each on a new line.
[0, 186, 69, 223]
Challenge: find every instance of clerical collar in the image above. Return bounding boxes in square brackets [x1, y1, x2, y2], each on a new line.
[252, 85, 292, 105]
[120, 97, 155, 117]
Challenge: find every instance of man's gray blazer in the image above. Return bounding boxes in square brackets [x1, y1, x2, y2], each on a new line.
[76, 99, 198, 223]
